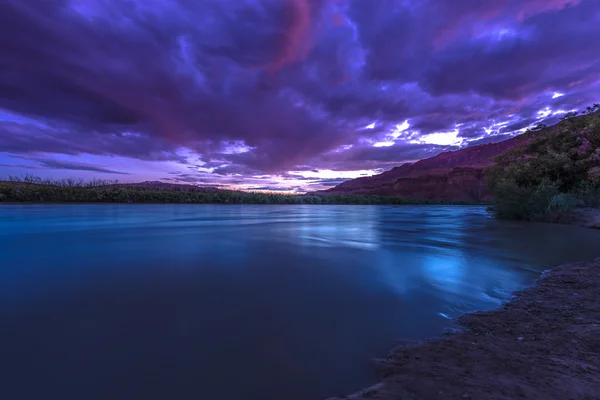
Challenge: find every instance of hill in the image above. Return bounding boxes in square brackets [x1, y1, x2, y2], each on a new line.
[313, 113, 594, 201]
[313, 136, 522, 201]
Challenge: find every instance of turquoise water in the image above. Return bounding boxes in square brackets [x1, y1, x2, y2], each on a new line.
[1, 204, 598, 400]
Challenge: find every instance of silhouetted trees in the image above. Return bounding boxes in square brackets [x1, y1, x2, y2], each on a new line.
[0, 176, 476, 205]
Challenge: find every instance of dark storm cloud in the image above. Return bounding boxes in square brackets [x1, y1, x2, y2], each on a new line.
[307, 178, 349, 187]
[499, 119, 537, 134]
[308, 142, 459, 172]
[1, 0, 599, 178]
[419, 0, 597, 100]
[0, 121, 185, 162]
[162, 173, 222, 185]
[28, 157, 130, 175]
[467, 134, 517, 147]
[457, 126, 486, 139]
[0, 0, 349, 172]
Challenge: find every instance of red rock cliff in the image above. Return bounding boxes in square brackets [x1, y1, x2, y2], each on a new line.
[316, 136, 523, 201]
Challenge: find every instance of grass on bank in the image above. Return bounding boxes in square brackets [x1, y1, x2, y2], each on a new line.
[0, 175, 478, 206]
[486, 104, 600, 221]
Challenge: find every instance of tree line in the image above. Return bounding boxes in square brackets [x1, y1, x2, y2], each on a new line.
[0, 176, 475, 205]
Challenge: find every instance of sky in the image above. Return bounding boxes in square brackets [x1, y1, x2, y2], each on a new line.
[1, 0, 599, 193]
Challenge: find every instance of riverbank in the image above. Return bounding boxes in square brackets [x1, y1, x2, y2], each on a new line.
[0, 181, 482, 206]
[569, 208, 600, 229]
[328, 257, 600, 400]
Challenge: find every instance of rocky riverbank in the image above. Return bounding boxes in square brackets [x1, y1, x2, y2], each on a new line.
[328, 257, 600, 400]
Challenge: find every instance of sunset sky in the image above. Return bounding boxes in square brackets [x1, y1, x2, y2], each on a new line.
[1, 0, 599, 192]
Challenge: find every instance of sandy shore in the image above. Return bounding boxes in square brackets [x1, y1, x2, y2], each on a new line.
[327, 257, 600, 400]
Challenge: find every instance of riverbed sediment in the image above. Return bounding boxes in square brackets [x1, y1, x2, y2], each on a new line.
[328, 257, 600, 400]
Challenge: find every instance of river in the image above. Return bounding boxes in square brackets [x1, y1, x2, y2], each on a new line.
[1, 204, 598, 400]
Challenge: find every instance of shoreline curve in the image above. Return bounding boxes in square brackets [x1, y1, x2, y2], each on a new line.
[327, 257, 600, 400]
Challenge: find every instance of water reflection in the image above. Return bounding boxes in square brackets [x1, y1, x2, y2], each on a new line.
[0, 204, 599, 400]
[422, 251, 466, 295]
[294, 206, 380, 250]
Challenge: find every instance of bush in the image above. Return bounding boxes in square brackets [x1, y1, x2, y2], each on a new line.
[490, 179, 532, 220]
[573, 181, 600, 208]
[547, 193, 582, 212]
[487, 105, 600, 221]
[491, 179, 563, 221]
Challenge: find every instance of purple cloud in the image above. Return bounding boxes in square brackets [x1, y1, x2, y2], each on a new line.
[28, 157, 130, 175]
[0, 0, 599, 190]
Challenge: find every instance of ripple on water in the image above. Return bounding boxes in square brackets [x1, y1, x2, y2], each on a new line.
[1, 204, 599, 400]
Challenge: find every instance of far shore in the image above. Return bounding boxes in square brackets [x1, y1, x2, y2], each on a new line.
[327, 254, 600, 400]
[0, 180, 486, 206]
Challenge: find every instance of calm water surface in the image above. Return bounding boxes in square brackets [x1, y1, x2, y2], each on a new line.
[1, 204, 599, 400]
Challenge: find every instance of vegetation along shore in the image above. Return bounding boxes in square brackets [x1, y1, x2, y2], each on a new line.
[0, 177, 478, 206]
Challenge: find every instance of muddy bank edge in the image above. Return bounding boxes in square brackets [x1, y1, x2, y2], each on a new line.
[327, 256, 600, 400]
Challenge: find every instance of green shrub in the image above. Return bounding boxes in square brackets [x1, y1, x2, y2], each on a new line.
[490, 179, 533, 220]
[573, 181, 600, 208]
[487, 105, 600, 221]
[547, 193, 582, 212]
[491, 179, 562, 221]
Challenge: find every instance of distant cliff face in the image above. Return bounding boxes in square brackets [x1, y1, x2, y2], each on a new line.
[316, 136, 523, 201]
